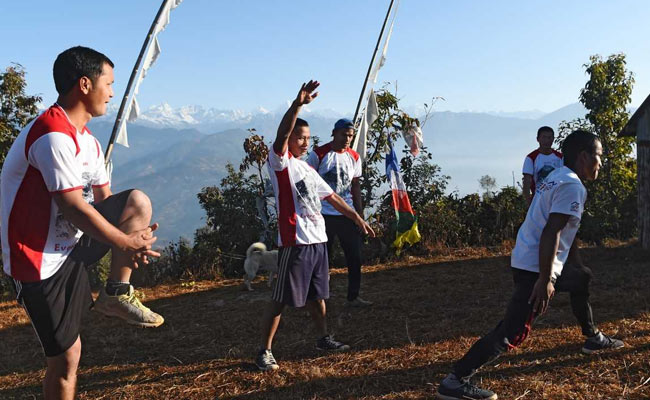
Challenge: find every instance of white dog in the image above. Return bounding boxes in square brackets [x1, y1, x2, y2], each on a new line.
[243, 242, 279, 291]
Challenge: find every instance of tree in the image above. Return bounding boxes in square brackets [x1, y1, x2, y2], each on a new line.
[195, 163, 265, 277]
[557, 54, 636, 241]
[478, 175, 497, 199]
[0, 64, 41, 168]
[240, 130, 276, 246]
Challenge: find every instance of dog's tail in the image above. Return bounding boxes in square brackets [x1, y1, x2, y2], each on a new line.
[246, 242, 267, 257]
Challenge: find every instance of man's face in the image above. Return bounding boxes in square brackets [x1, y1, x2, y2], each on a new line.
[332, 128, 355, 150]
[289, 126, 310, 157]
[85, 62, 114, 117]
[581, 140, 603, 181]
[537, 130, 554, 149]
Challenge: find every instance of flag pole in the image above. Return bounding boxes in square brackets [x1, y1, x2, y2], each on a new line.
[352, 0, 395, 124]
[104, 0, 171, 164]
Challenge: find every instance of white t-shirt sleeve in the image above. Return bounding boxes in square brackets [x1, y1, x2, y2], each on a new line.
[268, 148, 289, 171]
[522, 156, 534, 175]
[311, 169, 334, 199]
[306, 151, 319, 170]
[352, 156, 362, 178]
[91, 138, 110, 187]
[28, 132, 82, 193]
[550, 182, 585, 219]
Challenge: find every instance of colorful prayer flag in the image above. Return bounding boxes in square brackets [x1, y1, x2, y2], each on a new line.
[386, 141, 421, 254]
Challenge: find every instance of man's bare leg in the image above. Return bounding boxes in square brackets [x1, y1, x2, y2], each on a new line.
[44, 336, 81, 400]
[260, 300, 285, 350]
[108, 190, 152, 283]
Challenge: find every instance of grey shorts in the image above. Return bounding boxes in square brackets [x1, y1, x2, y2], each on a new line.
[272, 242, 329, 307]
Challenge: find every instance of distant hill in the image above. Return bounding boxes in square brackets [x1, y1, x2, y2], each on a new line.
[92, 103, 588, 243]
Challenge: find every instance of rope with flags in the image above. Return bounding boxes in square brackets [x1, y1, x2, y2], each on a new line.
[386, 140, 421, 255]
[104, 0, 183, 171]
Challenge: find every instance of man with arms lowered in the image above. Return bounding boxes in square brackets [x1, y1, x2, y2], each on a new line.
[522, 126, 563, 205]
[307, 118, 371, 307]
[435, 130, 623, 400]
[255, 80, 375, 371]
[1, 46, 163, 400]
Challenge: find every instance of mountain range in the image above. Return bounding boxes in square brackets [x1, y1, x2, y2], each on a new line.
[89, 102, 596, 244]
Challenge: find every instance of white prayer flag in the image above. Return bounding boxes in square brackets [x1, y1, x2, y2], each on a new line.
[134, 69, 144, 95]
[353, 89, 379, 164]
[110, 0, 183, 152]
[157, 2, 172, 33]
[116, 120, 129, 148]
[368, 1, 398, 84]
[128, 96, 140, 122]
[142, 37, 161, 77]
[403, 125, 423, 157]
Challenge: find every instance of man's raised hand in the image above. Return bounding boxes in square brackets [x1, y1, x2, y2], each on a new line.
[296, 80, 320, 106]
[124, 223, 161, 268]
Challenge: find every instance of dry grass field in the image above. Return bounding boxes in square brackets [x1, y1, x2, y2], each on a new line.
[0, 244, 648, 399]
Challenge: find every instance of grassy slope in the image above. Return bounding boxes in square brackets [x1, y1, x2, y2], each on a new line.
[0, 244, 648, 399]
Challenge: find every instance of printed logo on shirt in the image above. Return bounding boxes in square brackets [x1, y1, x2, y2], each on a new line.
[295, 177, 322, 215]
[570, 201, 580, 212]
[537, 165, 556, 186]
[82, 172, 94, 203]
[537, 180, 558, 193]
[322, 165, 352, 198]
[54, 213, 77, 239]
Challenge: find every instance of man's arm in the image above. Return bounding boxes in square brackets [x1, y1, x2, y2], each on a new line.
[351, 177, 363, 215]
[325, 193, 375, 237]
[93, 185, 112, 203]
[53, 189, 159, 257]
[567, 237, 593, 279]
[273, 80, 320, 155]
[529, 212, 570, 314]
[522, 173, 533, 204]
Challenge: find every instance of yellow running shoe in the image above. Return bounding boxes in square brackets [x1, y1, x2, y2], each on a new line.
[93, 285, 164, 328]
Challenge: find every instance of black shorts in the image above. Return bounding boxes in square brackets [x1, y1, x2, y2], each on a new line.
[13, 190, 132, 357]
[272, 242, 329, 307]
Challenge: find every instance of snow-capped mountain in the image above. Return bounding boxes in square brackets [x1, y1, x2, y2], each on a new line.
[98, 102, 351, 135]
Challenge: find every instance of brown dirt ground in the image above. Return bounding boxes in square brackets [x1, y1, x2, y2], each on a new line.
[0, 244, 649, 399]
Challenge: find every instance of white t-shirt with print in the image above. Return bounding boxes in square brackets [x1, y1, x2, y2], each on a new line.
[306, 143, 361, 216]
[522, 149, 563, 192]
[267, 148, 334, 247]
[511, 166, 586, 279]
[1, 104, 110, 282]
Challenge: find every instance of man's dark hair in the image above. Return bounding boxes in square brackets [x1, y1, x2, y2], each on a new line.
[53, 46, 114, 96]
[294, 118, 309, 130]
[537, 126, 554, 138]
[561, 130, 599, 168]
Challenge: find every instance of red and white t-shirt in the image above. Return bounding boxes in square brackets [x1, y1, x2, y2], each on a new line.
[522, 149, 563, 192]
[511, 166, 586, 279]
[267, 148, 334, 247]
[306, 143, 361, 216]
[1, 104, 109, 282]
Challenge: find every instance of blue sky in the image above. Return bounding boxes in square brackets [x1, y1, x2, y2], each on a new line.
[1, 0, 648, 115]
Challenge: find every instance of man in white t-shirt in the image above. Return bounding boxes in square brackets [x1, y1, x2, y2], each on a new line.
[255, 81, 375, 371]
[307, 118, 371, 307]
[522, 126, 564, 205]
[1, 47, 163, 400]
[436, 130, 623, 400]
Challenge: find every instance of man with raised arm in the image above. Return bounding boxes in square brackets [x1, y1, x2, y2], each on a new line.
[1, 46, 163, 400]
[435, 130, 623, 400]
[255, 81, 375, 371]
[307, 118, 372, 307]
